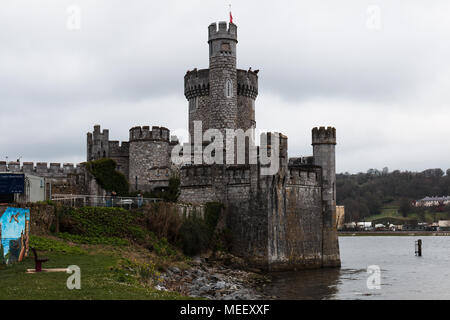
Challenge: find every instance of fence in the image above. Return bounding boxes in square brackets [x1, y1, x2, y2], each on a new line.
[51, 194, 161, 209]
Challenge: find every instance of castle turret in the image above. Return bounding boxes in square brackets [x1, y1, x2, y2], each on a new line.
[184, 22, 258, 146]
[208, 21, 238, 134]
[128, 126, 172, 192]
[312, 126, 341, 267]
[87, 125, 109, 161]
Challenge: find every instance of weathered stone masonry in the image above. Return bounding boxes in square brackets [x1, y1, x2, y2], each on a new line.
[82, 21, 340, 271]
[178, 22, 341, 271]
[86, 124, 179, 192]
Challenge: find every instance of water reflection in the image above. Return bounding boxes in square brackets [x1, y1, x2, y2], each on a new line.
[264, 268, 343, 300]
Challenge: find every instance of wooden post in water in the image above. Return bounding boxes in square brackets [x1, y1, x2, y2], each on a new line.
[415, 239, 422, 256]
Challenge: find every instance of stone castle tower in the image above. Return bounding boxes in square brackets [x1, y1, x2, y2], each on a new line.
[87, 125, 178, 192]
[185, 21, 257, 141]
[178, 21, 341, 270]
[85, 21, 340, 270]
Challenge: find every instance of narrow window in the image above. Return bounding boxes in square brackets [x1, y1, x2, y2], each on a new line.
[225, 79, 233, 98]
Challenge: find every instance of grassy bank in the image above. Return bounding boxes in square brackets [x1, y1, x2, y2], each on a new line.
[0, 203, 228, 300]
[0, 235, 192, 300]
[362, 204, 450, 224]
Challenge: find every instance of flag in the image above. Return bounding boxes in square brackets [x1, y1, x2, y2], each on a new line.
[230, 11, 233, 24]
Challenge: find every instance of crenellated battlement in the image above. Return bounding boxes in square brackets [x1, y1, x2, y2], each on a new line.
[184, 68, 258, 100]
[180, 165, 215, 187]
[184, 69, 210, 99]
[109, 141, 129, 157]
[208, 21, 237, 42]
[129, 126, 171, 142]
[287, 165, 322, 187]
[312, 126, 336, 145]
[0, 161, 83, 176]
[237, 69, 258, 99]
[226, 165, 251, 185]
[289, 156, 314, 166]
[92, 124, 109, 137]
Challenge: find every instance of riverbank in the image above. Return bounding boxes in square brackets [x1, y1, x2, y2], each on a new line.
[0, 235, 268, 300]
[339, 231, 450, 236]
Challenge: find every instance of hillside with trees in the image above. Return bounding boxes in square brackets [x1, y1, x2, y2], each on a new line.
[337, 168, 450, 222]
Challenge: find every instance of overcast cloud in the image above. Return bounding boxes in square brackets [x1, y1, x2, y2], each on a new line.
[1, 0, 449, 173]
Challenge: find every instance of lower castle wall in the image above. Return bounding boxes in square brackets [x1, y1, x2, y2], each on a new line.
[224, 164, 327, 271]
[179, 186, 216, 204]
[281, 183, 323, 269]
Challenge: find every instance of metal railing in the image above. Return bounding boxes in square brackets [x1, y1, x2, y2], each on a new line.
[51, 194, 161, 208]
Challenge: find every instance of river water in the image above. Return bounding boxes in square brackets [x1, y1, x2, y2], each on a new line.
[263, 236, 450, 299]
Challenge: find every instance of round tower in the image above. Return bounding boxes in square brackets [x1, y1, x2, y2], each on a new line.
[128, 126, 171, 192]
[312, 126, 341, 267]
[185, 69, 210, 140]
[207, 21, 238, 133]
[237, 69, 258, 131]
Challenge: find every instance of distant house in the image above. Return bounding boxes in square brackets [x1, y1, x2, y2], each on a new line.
[413, 196, 450, 207]
[357, 222, 373, 231]
[0, 172, 46, 204]
[438, 220, 450, 231]
[389, 224, 403, 231]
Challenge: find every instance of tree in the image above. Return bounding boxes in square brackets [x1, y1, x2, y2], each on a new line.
[399, 198, 411, 217]
[162, 175, 180, 202]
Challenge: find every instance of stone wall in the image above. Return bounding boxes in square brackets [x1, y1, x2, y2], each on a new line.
[0, 161, 83, 177]
[237, 69, 258, 131]
[128, 126, 172, 192]
[179, 165, 224, 204]
[185, 68, 258, 138]
[282, 166, 324, 270]
[109, 141, 130, 178]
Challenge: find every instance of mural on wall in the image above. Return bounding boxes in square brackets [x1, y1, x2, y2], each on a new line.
[0, 207, 30, 264]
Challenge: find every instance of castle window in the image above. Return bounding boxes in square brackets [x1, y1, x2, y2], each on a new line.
[225, 79, 233, 98]
[221, 42, 231, 52]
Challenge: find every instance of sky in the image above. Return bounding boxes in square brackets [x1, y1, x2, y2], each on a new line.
[0, 0, 449, 173]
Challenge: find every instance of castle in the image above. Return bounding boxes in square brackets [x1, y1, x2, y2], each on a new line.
[84, 21, 341, 270]
[1, 21, 340, 270]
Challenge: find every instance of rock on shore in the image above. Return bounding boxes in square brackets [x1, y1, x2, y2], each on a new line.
[155, 255, 273, 300]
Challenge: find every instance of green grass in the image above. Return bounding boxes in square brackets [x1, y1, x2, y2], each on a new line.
[0, 236, 192, 300]
[364, 205, 450, 223]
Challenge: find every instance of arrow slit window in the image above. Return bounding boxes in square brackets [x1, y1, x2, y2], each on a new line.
[225, 79, 233, 98]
